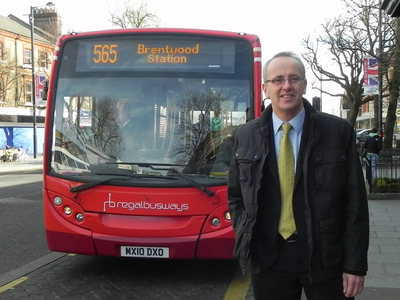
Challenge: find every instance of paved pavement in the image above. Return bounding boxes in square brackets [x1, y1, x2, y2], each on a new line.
[0, 154, 43, 173]
[1, 157, 400, 299]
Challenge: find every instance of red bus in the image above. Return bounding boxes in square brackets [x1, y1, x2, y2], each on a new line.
[43, 28, 262, 259]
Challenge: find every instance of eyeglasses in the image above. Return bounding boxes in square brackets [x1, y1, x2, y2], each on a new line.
[265, 76, 304, 85]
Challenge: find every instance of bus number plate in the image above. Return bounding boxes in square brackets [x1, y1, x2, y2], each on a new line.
[121, 246, 169, 258]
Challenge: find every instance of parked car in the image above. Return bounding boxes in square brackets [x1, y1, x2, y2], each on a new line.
[356, 128, 364, 135]
[356, 128, 372, 144]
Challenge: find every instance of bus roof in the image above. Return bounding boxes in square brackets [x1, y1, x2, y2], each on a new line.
[58, 27, 260, 41]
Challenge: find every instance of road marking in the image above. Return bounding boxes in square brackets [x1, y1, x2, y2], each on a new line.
[0, 277, 28, 293]
[224, 266, 251, 300]
[0, 252, 68, 288]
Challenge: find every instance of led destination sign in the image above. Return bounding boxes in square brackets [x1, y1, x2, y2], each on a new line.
[76, 39, 236, 73]
[137, 43, 200, 63]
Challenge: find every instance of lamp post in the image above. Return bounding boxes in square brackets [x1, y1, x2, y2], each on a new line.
[378, 0, 384, 137]
[29, 2, 55, 158]
[14, 35, 20, 105]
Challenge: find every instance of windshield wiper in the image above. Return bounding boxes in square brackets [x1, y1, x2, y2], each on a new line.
[70, 173, 178, 193]
[169, 169, 214, 196]
[104, 162, 214, 196]
[70, 177, 130, 193]
[105, 162, 185, 168]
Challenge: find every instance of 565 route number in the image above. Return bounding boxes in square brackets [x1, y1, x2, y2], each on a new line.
[93, 45, 118, 64]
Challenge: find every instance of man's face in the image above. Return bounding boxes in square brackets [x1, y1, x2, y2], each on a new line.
[117, 106, 129, 124]
[262, 56, 307, 121]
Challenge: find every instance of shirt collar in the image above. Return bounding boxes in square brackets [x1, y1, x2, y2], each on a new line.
[272, 107, 305, 135]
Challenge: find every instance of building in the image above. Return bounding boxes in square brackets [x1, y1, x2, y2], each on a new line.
[355, 100, 379, 129]
[0, 7, 61, 151]
[382, 0, 400, 17]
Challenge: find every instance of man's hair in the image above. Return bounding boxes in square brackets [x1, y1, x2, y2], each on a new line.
[262, 51, 306, 82]
[371, 128, 378, 133]
[117, 98, 133, 111]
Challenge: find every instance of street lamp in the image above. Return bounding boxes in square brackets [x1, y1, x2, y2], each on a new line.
[378, 0, 384, 137]
[29, 2, 55, 158]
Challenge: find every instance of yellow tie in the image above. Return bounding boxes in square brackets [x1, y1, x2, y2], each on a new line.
[278, 123, 296, 239]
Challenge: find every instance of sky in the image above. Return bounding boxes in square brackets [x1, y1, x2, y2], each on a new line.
[4, 0, 346, 115]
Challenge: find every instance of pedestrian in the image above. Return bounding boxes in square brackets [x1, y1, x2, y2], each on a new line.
[191, 113, 211, 148]
[363, 127, 382, 183]
[227, 51, 369, 300]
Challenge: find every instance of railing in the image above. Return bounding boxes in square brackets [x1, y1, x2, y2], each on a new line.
[362, 149, 400, 193]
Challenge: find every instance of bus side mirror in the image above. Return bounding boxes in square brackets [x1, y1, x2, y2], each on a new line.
[42, 80, 49, 100]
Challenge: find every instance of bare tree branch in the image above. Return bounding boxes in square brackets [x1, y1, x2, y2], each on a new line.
[108, 0, 163, 29]
[301, 0, 395, 129]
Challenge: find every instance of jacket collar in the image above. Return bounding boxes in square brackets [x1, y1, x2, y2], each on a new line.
[256, 98, 317, 131]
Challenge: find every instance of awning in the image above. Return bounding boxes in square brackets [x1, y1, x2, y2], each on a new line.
[356, 113, 374, 122]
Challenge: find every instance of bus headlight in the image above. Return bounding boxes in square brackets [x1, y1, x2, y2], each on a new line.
[53, 196, 63, 206]
[224, 212, 231, 220]
[75, 213, 84, 222]
[211, 217, 220, 227]
[64, 206, 72, 215]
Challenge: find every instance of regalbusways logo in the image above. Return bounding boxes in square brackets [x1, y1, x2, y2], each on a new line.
[103, 193, 189, 212]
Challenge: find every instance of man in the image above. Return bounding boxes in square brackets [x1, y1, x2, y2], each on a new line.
[116, 98, 134, 129]
[363, 127, 382, 182]
[192, 113, 209, 142]
[116, 98, 149, 161]
[227, 51, 369, 299]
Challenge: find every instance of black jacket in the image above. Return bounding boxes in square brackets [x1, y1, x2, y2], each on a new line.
[364, 134, 382, 154]
[227, 99, 369, 281]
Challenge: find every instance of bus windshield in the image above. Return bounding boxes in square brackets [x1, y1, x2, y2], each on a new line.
[50, 34, 253, 184]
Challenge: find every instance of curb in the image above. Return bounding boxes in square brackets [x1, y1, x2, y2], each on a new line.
[368, 193, 400, 200]
[0, 252, 67, 287]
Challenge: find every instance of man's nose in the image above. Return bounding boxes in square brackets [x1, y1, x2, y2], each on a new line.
[282, 79, 292, 88]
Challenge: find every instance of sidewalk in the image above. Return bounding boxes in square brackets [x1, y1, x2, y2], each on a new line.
[0, 154, 43, 173]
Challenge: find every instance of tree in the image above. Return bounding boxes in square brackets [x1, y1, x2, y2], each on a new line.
[0, 46, 24, 106]
[109, 0, 162, 29]
[59, 96, 124, 162]
[301, 0, 394, 129]
[170, 90, 226, 171]
[1, 127, 27, 148]
[382, 18, 400, 148]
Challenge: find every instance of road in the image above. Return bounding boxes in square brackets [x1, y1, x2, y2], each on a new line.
[0, 169, 248, 299]
[0, 170, 51, 275]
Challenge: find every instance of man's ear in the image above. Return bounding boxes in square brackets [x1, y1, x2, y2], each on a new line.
[262, 83, 270, 99]
[303, 79, 308, 95]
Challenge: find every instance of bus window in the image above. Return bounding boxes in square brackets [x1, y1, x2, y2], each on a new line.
[52, 75, 251, 176]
